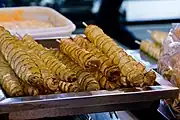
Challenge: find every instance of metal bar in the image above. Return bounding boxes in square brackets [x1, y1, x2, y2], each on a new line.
[0, 84, 178, 114]
[8, 101, 152, 119]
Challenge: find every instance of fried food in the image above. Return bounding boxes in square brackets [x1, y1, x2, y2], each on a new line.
[0, 53, 39, 96]
[49, 49, 102, 91]
[25, 51, 59, 92]
[84, 24, 156, 86]
[151, 30, 168, 45]
[22, 83, 39, 96]
[73, 35, 120, 81]
[92, 70, 119, 89]
[59, 38, 101, 71]
[0, 68, 24, 96]
[50, 49, 119, 90]
[0, 27, 43, 87]
[16, 40, 59, 92]
[22, 35, 77, 83]
[59, 81, 80, 93]
[140, 40, 161, 60]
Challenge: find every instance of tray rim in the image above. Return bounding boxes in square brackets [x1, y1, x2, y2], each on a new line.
[0, 72, 178, 114]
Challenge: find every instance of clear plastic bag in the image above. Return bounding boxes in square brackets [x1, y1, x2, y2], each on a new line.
[158, 23, 180, 112]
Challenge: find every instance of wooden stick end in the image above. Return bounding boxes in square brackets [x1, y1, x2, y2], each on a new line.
[135, 40, 141, 45]
[82, 22, 88, 27]
[56, 39, 61, 43]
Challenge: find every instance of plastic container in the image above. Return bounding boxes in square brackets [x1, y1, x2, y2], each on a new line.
[0, 6, 76, 39]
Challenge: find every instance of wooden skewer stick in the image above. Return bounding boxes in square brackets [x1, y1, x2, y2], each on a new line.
[82, 22, 88, 27]
[135, 40, 141, 45]
[15, 32, 23, 40]
[56, 39, 61, 43]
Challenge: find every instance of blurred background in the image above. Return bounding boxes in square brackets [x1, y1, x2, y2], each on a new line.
[0, 0, 179, 49]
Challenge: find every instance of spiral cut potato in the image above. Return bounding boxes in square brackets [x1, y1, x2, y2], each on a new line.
[59, 81, 80, 93]
[151, 30, 168, 45]
[49, 49, 101, 91]
[84, 25, 156, 86]
[0, 67, 24, 96]
[92, 70, 119, 89]
[0, 27, 43, 88]
[13, 40, 59, 92]
[22, 35, 77, 83]
[59, 38, 101, 71]
[0, 29, 59, 92]
[50, 49, 119, 90]
[0, 53, 39, 96]
[22, 83, 39, 96]
[25, 52, 59, 92]
[140, 40, 161, 60]
[73, 35, 120, 81]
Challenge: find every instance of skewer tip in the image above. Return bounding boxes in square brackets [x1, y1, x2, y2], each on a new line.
[69, 35, 74, 40]
[82, 22, 88, 27]
[44, 47, 50, 50]
[135, 40, 141, 45]
[56, 39, 61, 43]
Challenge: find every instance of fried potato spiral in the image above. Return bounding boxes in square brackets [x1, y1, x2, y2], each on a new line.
[84, 25, 156, 86]
[59, 38, 101, 71]
[0, 27, 43, 87]
[0, 53, 39, 96]
[50, 49, 118, 90]
[22, 35, 77, 83]
[73, 35, 120, 82]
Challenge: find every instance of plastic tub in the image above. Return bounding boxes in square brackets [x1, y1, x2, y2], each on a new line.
[0, 6, 76, 39]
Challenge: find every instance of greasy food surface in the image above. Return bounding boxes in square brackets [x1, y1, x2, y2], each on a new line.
[151, 30, 168, 45]
[84, 25, 156, 87]
[0, 25, 156, 97]
[60, 38, 101, 71]
[73, 35, 120, 82]
[140, 40, 161, 60]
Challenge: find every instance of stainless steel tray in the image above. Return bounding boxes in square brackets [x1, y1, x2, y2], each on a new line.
[126, 50, 157, 69]
[0, 39, 176, 119]
[0, 72, 178, 118]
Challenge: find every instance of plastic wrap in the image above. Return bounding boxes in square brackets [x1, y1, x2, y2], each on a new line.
[158, 23, 180, 113]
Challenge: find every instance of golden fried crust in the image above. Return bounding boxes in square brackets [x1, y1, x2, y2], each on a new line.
[151, 31, 168, 45]
[73, 35, 120, 82]
[50, 49, 101, 91]
[59, 81, 80, 93]
[60, 38, 101, 71]
[0, 53, 39, 96]
[0, 30, 43, 87]
[143, 70, 156, 86]
[22, 35, 77, 83]
[140, 41, 161, 60]
[84, 25, 156, 86]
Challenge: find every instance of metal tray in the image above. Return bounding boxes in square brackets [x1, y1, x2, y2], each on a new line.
[0, 72, 178, 118]
[0, 38, 177, 119]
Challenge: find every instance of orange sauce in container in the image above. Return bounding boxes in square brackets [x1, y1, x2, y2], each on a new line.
[0, 10, 24, 21]
[0, 10, 54, 29]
